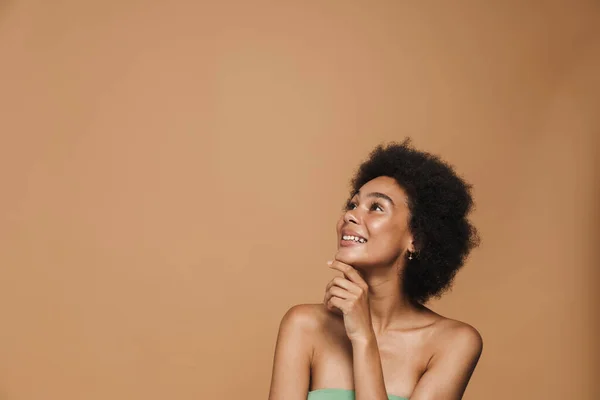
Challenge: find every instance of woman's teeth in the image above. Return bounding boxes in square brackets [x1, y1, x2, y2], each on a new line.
[342, 235, 367, 243]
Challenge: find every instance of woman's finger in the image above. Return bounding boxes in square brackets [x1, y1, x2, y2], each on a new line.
[328, 261, 368, 290]
[323, 287, 353, 307]
[323, 292, 342, 314]
[328, 285, 355, 300]
[327, 296, 346, 313]
[325, 276, 361, 294]
[323, 288, 342, 304]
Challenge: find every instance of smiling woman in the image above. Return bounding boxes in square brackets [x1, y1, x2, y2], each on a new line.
[267, 139, 482, 400]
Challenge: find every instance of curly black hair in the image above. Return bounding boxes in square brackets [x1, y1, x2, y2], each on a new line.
[348, 138, 480, 304]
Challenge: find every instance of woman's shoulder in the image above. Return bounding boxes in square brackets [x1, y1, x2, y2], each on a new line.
[278, 303, 338, 334]
[426, 311, 483, 355]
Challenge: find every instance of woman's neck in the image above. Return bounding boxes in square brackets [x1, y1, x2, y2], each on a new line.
[359, 266, 418, 335]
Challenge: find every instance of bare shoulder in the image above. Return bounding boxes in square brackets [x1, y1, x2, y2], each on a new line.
[278, 303, 332, 335]
[429, 315, 483, 360]
[269, 304, 330, 399]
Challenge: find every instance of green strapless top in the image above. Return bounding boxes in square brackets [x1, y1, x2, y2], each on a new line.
[308, 388, 408, 400]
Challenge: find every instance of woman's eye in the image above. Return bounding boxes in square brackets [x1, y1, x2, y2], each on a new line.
[345, 202, 357, 210]
[370, 203, 383, 211]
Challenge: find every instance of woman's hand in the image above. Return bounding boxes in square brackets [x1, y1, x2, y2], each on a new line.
[323, 260, 375, 343]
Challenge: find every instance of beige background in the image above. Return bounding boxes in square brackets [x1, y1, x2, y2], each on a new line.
[1, 1, 599, 399]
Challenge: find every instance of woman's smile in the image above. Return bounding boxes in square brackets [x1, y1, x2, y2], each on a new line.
[340, 229, 368, 246]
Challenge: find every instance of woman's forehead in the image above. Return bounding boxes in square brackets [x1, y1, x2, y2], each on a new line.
[355, 177, 409, 204]
[359, 176, 404, 193]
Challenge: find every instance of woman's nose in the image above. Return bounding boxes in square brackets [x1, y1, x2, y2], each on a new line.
[344, 210, 359, 224]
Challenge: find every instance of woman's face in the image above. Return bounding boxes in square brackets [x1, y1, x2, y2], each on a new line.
[335, 176, 414, 269]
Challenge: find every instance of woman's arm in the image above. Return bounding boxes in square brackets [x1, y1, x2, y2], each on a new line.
[410, 324, 483, 400]
[352, 323, 482, 400]
[267, 304, 315, 400]
[325, 261, 389, 400]
[351, 335, 389, 400]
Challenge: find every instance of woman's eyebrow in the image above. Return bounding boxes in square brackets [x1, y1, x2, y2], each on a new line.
[365, 191, 395, 205]
[351, 190, 408, 206]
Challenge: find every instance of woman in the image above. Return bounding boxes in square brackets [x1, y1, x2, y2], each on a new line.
[268, 139, 483, 400]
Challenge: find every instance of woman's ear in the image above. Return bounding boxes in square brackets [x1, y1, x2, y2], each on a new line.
[407, 237, 416, 253]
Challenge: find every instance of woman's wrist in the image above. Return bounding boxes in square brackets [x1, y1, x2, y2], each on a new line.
[350, 330, 377, 347]
[350, 330, 388, 400]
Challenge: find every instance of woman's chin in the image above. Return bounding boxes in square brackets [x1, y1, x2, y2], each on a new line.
[334, 249, 366, 266]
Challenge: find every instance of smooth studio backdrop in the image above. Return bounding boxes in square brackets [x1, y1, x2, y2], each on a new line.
[1, 1, 599, 399]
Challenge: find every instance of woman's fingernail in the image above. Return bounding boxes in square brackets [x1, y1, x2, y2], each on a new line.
[327, 260, 333, 266]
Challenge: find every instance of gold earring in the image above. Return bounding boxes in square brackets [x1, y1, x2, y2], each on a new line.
[408, 252, 413, 260]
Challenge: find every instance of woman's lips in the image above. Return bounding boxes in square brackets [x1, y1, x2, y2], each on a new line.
[340, 239, 364, 247]
[339, 237, 367, 247]
[339, 231, 367, 247]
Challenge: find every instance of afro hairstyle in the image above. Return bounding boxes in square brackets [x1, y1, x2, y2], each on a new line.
[348, 138, 480, 304]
